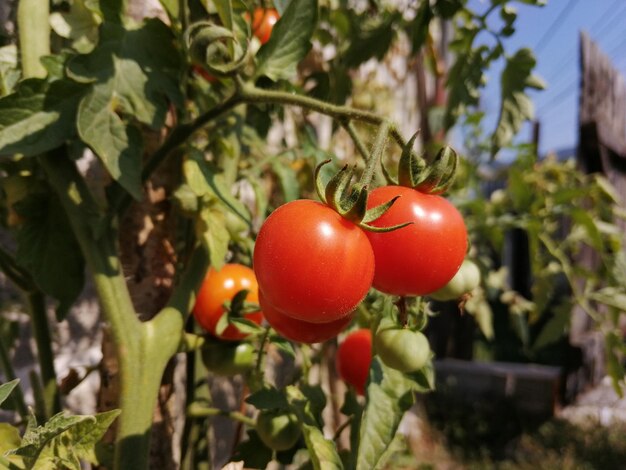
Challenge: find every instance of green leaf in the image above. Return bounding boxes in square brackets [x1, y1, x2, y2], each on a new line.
[213, 0, 234, 31]
[76, 82, 143, 200]
[246, 386, 290, 411]
[61, 409, 121, 465]
[269, 335, 296, 358]
[301, 424, 343, 470]
[0, 79, 86, 157]
[197, 205, 230, 270]
[0, 379, 20, 407]
[49, 0, 100, 53]
[356, 358, 418, 470]
[532, 304, 570, 351]
[67, 19, 183, 198]
[492, 48, 545, 155]
[232, 430, 273, 469]
[255, 0, 317, 81]
[271, 160, 300, 202]
[10, 413, 92, 466]
[343, 14, 398, 69]
[408, 1, 433, 53]
[16, 190, 85, 319]
[184, 152, 252, 226]
[590, 288, 626, 311]
[0, 422, 21, 453]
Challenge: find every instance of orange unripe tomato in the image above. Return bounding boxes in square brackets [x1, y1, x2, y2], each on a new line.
[248, 8, 279, 44]
[193, 264, 263, 340]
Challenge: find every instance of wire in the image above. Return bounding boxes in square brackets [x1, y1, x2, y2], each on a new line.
[534, 0, 583, 55]
[537, 78, 578, 117]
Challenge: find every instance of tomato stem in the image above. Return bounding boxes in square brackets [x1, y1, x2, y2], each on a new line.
[359, 120, 391, 188]
[396, 297, 408, 328]
[187, 403, 256, 427]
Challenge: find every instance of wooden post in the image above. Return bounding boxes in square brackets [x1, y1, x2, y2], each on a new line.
[572, 32, 626, 393]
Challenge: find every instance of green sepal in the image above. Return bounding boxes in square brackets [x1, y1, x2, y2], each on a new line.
[362, 196, 400, 224]
[340, 183, 369, 224]
[397, 132, 425, 188]
[325, 165, 355, 213]
[415, 146, 458, 194]
[186, 22, 249, 77]
[359, 221, 412, 233]
[314, 159, 332, 203]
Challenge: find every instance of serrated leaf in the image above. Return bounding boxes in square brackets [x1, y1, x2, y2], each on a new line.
[492, 48, 545, 155]
[0, 379, 20, 407]
[255, 0, 317, 81]
[61, 409, 120, 464]
[245, 386, 289, 410]
[356, 358, 418, 470]
[16, 191, 85, 320]
[67, 18, 183, 198]
[301, 424, 343, 470]
[11, 413, 92, 466]
[76, 82, 143, 199]
[0, 78, 86, 157]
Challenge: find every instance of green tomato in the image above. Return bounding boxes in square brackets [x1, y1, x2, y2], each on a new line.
[256, 409, 301, 451]
[375, 327, 430, 373]
[201, 341, 255, 376]
[429, 259, 481, 301]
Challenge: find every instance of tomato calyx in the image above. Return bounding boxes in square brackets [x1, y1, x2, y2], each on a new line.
[214, 288, 263, 338]
[313, 160, 410, 233]
[186, 22, 249, 78]
[383, 132, 458, 195]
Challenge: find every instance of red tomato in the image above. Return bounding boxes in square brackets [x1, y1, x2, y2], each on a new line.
[259, 292, 353, 344]
[366, 186, 467, 296]
[248, 8, 279, 44]
[336, 329, 372, 395]
[253, 200, 374, 323]
[193, 264, 263, 341]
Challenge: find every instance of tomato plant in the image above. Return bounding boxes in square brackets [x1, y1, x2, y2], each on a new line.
[248, 8, 279, 44]
[366, 185, 468, 296]
[200, 341, 255, 376]
[375, 325, 431, 373]
[429, 259, 481, 301]
[336, 329, 372, 395]
[193, 264, 263, 341]
[255, 409, 301, 451]
[259, 291, 353, 344]
[192, 65, 217, 83]
[253, 199, 374, 324]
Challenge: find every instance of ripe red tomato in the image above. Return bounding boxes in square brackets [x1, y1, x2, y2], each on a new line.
[253, 200, 374, 324]
[366, 186, 467, 296]
[336, 329, 372, 395]
[193, 264, 263, 341]
[248, 8, 279, 44]
[259, 292, 353, 344]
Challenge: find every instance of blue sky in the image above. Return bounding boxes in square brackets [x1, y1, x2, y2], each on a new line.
[470, 0, 626, 156]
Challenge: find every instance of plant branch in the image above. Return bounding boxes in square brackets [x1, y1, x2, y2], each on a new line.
[27, 291, 61, 418]
[0, 336, 29, 420]
[341, 121, 370, 162]
[187, 403, 256, 427]
[359, 120, 390, 187]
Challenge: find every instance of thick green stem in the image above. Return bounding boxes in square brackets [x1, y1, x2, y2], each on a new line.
[17, 0, 49, 78]
[0, 335, 29, 420]
[27, 291, 61, 418]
